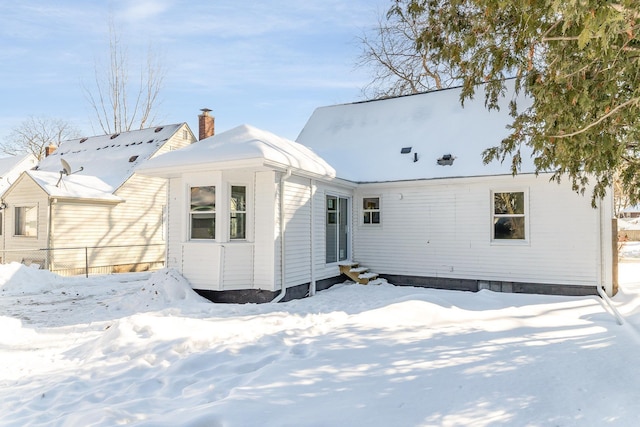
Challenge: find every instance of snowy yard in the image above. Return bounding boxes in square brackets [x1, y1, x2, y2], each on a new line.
[1, 254, 640, 426]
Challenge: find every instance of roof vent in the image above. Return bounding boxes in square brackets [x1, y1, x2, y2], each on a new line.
[400, 147, 412, 154]
[79, 137, 88, 143]
[437, 154, 456, 166]
[154, 127, 164, 133]
[110, 133, 120, 140]
[129, 155, 139, 163]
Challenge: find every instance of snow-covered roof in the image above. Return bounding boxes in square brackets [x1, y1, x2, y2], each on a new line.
[34, 124, 186, 197]
[138, 124, 336, 178]
[25, 170, 122, 202]
[0, 154, 37, 196]
[296, 79, 534, 182]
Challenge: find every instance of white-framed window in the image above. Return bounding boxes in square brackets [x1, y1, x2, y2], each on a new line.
[190, 186, 216, 239]
[15, 206, 37, 237]
[230, 185, 246, 240]
[492, 191, 527, 241]
[363, 197, 380, 225]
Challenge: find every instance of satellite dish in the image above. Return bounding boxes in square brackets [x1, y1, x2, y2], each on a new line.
[61, 158, 72, 175]
[56, 158, 84, 187]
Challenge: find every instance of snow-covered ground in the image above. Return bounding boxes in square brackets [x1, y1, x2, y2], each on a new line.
[620, 241, 640, 260]
[618, 217, 640, 230]
[1, 257, 640, 426]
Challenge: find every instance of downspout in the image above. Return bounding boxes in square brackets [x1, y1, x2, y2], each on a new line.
[597, 285, 624, 325]
[309, 179, 316, 296]
[47, 198, 55, 270]
[271, 169, 292, 303]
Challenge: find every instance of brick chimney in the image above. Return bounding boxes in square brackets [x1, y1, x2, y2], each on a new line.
[198, 108, 215, 140]
[44, 143, 57, 157]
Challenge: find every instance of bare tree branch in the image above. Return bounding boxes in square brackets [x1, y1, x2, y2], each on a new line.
[2, 116, 81, 160]
[83, 19, 165, 134]
[357, 2, 458, 99]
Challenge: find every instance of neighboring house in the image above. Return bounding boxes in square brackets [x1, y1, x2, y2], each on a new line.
[1, 123, 198, 274]
[0, 154, 38, 251]
[139, 82, 615, 302]
[620, 205, 640, 218]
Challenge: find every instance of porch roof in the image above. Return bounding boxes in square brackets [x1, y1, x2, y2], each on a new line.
[138, 124, 336, 179]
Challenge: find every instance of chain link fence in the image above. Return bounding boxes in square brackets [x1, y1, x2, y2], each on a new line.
[0, 244, 165, 277]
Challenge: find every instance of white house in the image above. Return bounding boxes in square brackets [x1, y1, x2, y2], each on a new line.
[139, 82, 615, 302]
[137, 124, 353, 302]
[0, 154, 38, 252]
[1, 123, 197, 274]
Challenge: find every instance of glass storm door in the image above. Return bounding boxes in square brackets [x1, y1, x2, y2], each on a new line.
[326, 196, 349, 263]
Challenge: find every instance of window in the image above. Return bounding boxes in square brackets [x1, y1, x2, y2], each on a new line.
[363, 197, 380, 224]
[493, 192, 526, 240]
[190, 186, 216, 239]
[15, 206, 37, 237]
[230, 186, 246, 240]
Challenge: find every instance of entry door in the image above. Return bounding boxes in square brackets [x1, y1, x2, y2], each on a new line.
[326, 196, 349, 263]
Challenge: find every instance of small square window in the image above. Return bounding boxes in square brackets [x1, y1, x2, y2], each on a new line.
[363, 197, 380, 225]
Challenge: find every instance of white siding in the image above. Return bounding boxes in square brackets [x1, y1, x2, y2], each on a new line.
[151, 124, 195, 157]
[282, 175, 312, 287]
[221, 243, 254, 290]
[2, 175, 50, 265]
[166, 177, 184, 270]
[182, 243, 221, 290]
[253, 171, 276, 290]
[353, 174, 605, 287]
[42, 173, 167, 270]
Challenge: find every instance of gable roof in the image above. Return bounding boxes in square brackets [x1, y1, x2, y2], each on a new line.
[31, 123, 188, 198]
[0, 154, 37, 196]
[138, 124, 336, 179]
[296, 79, 534, 183]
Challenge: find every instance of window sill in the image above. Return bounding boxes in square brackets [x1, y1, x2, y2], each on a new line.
[490, 239, 530, 246]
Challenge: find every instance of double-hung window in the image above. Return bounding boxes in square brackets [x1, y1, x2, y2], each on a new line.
[15, 206, 37, 237]
[363, 197, 380, 224]
[190, 186, 216, 239]
[230, 186, 246, 240]
[492, 191, 526, 240]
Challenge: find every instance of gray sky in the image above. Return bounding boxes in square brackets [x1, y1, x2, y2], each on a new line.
[0, 0, 388, 142]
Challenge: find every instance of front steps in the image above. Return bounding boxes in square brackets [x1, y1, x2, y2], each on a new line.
[338, 261, 383, 285]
